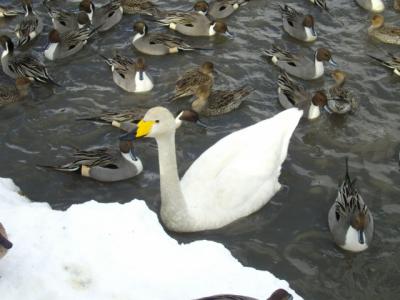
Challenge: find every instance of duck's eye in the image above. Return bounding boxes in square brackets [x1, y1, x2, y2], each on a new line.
[155, 120, 160, 123]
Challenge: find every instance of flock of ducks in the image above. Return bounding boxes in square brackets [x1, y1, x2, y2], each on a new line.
[1, 0, 394, 296]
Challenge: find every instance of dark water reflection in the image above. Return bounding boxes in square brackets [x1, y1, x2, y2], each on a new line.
[0, 0, 399, 299]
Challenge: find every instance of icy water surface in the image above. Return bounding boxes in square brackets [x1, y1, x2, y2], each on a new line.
[0, 0, 399, 299]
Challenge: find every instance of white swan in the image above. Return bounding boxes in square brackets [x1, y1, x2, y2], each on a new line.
[121, 107, 302, 232]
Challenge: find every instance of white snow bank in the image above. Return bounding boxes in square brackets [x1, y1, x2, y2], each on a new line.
[0, 178, 302, 300]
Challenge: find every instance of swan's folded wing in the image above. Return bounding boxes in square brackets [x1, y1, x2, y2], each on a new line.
[181, 108, 302, 214]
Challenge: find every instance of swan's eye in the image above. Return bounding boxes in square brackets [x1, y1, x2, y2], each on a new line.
[155, 120, 160, 123]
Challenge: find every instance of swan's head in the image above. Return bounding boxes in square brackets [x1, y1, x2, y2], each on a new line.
[119, 107, 204, 141]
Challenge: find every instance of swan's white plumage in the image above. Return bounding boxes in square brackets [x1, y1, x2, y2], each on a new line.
[179, 108, 303, 230]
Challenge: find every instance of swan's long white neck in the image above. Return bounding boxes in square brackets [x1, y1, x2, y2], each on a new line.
[156, 132, 190, 231]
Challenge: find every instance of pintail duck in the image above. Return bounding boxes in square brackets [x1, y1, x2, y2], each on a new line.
[132, 21, 210, 55]
[170, 61, 214, 101]
[368, 14, 400, 45]
[277, 72, 327, 120]
[191, 84, 253, 116]
[44, 26, 97, 61]
[156, 2, 233, 38]
[280, 5, 317, 42]
[101, 54, 154, 92]
[79, 109, 203, 132]
[263, 45, 337, 80]
[355, 0, 385, 12]
[0, 77, 31, 107]
[328, 158, 374, 252]
[309, 0, 329, 11]
[119, 106, 301, 232]
[325, 70, 358, 114]
[0, 4, 23, 17]
[121, 0, 159, 16]
[368, 52, 400, 76]
[15, 0, 44, 47]
[194, 288, 293, 300]
[79, 0, 123, 32]
[0, 223, 13, 260]
[208, 0, 250, 19]
[0, 35, 58, 85]
[44, 1, 92, 34]
[42, 139, 143, 182]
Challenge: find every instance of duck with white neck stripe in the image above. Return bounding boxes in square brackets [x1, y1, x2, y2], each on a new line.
[155, 1, 233, 38]
[132, 21, 211, 55]
[15, 0, 44, 47]
[277, 72, 327, 120]
[40, 140, 143, 183]
[44, 1, 92, 34]
[101, 54, 154, 93]
[328, 158, 374, 252]
[44, 23, 97, 61]
[79, 0, 123, 32]
[280, 5, 317, 42]
[263, 45, 337, 80]
[0, 35, 58, 85]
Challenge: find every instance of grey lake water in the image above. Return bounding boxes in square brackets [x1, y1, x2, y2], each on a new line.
[0, 0, 400, 299]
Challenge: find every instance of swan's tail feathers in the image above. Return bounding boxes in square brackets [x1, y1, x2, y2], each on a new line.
[276, 108, 302, 163]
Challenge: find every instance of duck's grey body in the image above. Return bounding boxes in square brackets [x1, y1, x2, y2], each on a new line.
[157, 11, 212, 36]
[280, 5, 316, 42]
[132, 21, 205, 55]
[44, 0, 81, 33]
[368, 53, 400, 76]
[44, 27, 94, 60]
[133, 32, 198, 55]
[328, 159, 374, 252]
[277, 72, 310, 110]
[0, 223, 12, 259]
[103, 54, 136, 92]
[264, 46, 335, 80]
[0, 36, 56, 84]
[44, 145, 143, 182]
[92, 0, 123, 32]
[15, 6, 44, 46]
[102, 54, 153, 92]
[277, 72, 326, 120]
[79, 109, 146, 124]
[208, 0, 249, 19]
